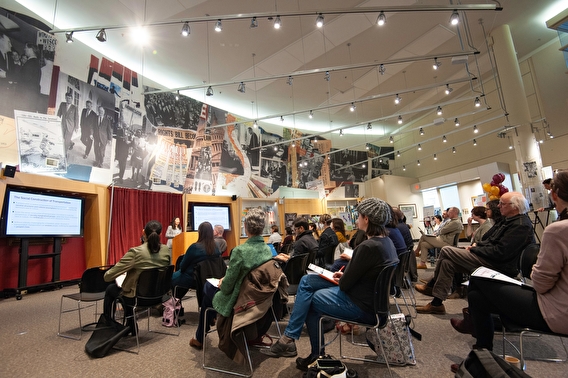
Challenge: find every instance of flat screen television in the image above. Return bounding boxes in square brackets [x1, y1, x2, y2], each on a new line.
[0, 187, 85, 238]
[192, 204, 231, 231]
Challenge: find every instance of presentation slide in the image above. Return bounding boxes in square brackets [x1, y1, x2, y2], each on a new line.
[193, 205, 231, 231]
[4, 190, 83, 237]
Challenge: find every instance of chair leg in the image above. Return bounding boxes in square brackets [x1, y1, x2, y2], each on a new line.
[57, 296, 83, 340]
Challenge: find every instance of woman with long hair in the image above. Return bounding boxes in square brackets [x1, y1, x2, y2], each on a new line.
[165, 217, 182, 251]
[171, 221, 220, 298]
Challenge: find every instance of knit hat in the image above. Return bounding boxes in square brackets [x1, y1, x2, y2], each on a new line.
[357, 198, 391, 226]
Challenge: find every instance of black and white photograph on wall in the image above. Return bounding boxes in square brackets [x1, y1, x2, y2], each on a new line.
[241, 125, 260, 171]
[144, 89, 203, 130]
[368, 144, 394, 178]
[112, 100, 144, 185]
[0, 8, 56, 118]
[329, 149, 368, 182]
[261, 159, 288, 193]
[260, 128, 288, 162]
[344, 184, 359, 198]
[219, 137, 244, 175]
[285, 213, 297, 228]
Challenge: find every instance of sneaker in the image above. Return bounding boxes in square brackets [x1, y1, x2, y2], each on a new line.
[296, 354, 319, 371]
[260, 339, 297, 358]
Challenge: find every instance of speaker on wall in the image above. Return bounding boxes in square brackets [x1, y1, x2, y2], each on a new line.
[3, 165, 16, 178]
[231, 195, 237, 201]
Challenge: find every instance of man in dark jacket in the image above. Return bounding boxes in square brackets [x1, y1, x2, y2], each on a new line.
[315, 214, 338, 267]
[291, 218, 318, 259]
[415, 192, 535, 315]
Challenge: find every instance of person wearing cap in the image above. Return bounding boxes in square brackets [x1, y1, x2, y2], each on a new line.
[262, 198, 399, 371]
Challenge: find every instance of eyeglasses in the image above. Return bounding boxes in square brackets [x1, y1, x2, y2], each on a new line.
[499, 201, 512, 206]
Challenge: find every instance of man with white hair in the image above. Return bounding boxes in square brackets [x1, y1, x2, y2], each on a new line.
[415, 191, 535, 315]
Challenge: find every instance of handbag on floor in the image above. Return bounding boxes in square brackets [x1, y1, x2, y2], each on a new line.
[303, 355, 358, 378]
[85, 314, 130, 358]
[365, 312, 417, 365]
[455, 349, 531, 378]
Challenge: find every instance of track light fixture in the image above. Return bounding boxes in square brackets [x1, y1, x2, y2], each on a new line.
[403, 165, 406, 171]
[473, 125, 478, 133]
[433, 57, 441, 70]
[417, 144, 422, 150]
[474, 97, 481, 107]
[250, 17, 258, 28]
[454, 118, 460, 127]
[309, 110, 313, 119]
[175, 90, 179, 100]
[314, 136, 317, 143]
[316, 14, 324, 28]
[452, 147, 457, 153]
[450, 10, 460, 25]
[508, 136, 513, 149]
[274, 146, 278, 151]
[365, 144, 370, 150]
[65, 31, 74, 43]
[445, 84, 453, 94]
[253, 120, 258, 128]
[96, 28, 107, 42]
[274, 16, 281, 29]
[417, 160, 421, 166]
[376, 11, 386, 26]
[379, 64, 386, 75]
[287, 76, 293, 85]
[397, 115, 403, 124]
[237, 82, 246, 93]
[389, 136, 394, 144]
[339, 129, 344, 136]
[419, 128, 424, 135]
[280, 116, 284, 122]
[181, 22, 190, 36]
[442, 135, 447, 143]
[367, 122, 372, 130]
[396, 151, 401, 157]
[350, 103, 356, 112]
[394, 94, 401, 104]
[324, 71, 330, 81]
[436, 106, 443, 115]
[215, 19, 222, 32]
[433, 153, 437, 160]
[473, 139, 477, 146]
[206, 86, 213, 96]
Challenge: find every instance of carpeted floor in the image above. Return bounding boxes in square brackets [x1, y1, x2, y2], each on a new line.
[1, 258, 566, 378]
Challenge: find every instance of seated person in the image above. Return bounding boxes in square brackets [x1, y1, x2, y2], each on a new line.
[315, 214, 338, 267]
[465, 206, 493, 245]
[331, 218, 349, 261]
[416, 207, 463, 269]
[276, 218, 318, 263]
[261, 198, 399, 370]
[189, 208, 274, 349]
[393, 207, 417, 281]
[103, 220, 171, 334]
[213, 224, 228, 257]
[267, 224, 282, 246]
[280, 226, 294, 252]
[415, 192, 535, 315]
[452, 171, 568, 362]
[171, 221, 220, 298]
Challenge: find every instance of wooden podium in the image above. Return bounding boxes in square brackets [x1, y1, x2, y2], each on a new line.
[171, 232, 198, 266]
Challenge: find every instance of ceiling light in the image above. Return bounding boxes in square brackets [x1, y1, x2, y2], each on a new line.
[403, 165, 406, 171]
[379, 64, 386, 75]
[394, 94, 401, 104]
[350, 103, 356, 112]
[253, 120, 258, 128]
[206, 86, 213, 96]
[65, 31, 73, 43]
[96, 28, 107, 42]
[181, 22, 190, 36]
[473, 125, 478, 133]
[396, 151, 400, 157]
[280, 116, 284, 122]
[291, 141, 296, 148]
[274, 16, 281, 29]
[339, 129, 344, 136]
[450, 10, 460, 26]
[445, 84, 453, 94]
[250, 17, 258, 28]
[442, 135, 447, 143]
[309, 110, 313, 119]
[417, 160, 421, 166]
[367, 122, 372, 130]
[397, 115, 403, 124]
[454, 118, 460, 127]
[316, 14, 324, 28]
[419, 127, 424, 135]
[362, 163, 366, 168]
[376, 11, 386, 26]
[433, 57, 441, 70]
[437, 106, 443, 115]
[324, 71, 330, 81]
[548, 131, 554, 139]
[314, 136, 317, 143]
[474, 97, 481, 107]
[473, 139, 477, 146]
[433, 154, 437, 160]
[389, 136, 394, 144]
[287, 76, 293, 85]
[215, 19, 222, 32]
[366, 144, 370, 150]
[175, 90, 179, 101]
[417, 144, 422, 151]
[237, 82, 246, 93]
[274, 146, 278, 151]
[452, 147, 457, 153]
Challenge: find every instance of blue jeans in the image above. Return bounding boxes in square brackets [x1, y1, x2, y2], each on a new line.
[285, 274, 375, 356]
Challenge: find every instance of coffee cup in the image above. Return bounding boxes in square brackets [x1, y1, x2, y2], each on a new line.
[504, 355, 521, 369]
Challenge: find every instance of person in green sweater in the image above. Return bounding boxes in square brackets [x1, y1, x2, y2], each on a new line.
[190, 207, 273, 349]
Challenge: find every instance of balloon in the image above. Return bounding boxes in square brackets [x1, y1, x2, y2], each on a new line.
[489, 195, 498, 201]
[499, 185, 509, 196]
[490, 186, 500, 196]
[498, 173, 505, 183]
[482, 183, 491, 193]
[492, 174, 503, 185]
[490, 180, 496, 187]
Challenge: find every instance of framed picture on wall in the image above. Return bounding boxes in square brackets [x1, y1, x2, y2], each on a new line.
[399, 204, 417, 219]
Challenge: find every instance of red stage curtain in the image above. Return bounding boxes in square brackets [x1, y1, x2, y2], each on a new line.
[107, 187, 183, 264]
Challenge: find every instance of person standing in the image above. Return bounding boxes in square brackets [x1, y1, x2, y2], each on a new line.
[165, 217, 182, 252]
[16, 43, 41, 112]
[57, 92, 78, 155]
[80, 100, 97, 159]
[246, 127, 259, 168]
[0, 32, 14, 116]
[93, 105, 112, 168]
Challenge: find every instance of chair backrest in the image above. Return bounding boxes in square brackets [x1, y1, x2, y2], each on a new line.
[373, 262, 398, 325]
[393, 251, 410, 288]
[280, 243, 293, 255]
[80, 265, 114, 293]
[519, 243, 540, 280]
[283, 253, 308, 286]
[272, 242, 281, 254]
[174, 254, 184, 271]
[194, 255, 227, 306]
[136, 265, 174, 305]
[452, 232, 460, 247]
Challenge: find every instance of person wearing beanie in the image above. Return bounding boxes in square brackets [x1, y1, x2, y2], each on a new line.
[262, 197, 399, 371]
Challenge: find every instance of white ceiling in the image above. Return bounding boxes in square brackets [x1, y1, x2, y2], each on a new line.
[6, 0, 567, 153]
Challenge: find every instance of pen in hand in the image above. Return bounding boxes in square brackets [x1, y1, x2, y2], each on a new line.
[339, 266, 345, 272]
